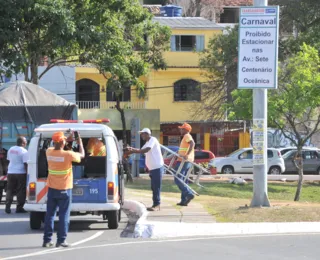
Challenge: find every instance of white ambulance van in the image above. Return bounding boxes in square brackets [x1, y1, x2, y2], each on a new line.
[24, 119, 124, 230]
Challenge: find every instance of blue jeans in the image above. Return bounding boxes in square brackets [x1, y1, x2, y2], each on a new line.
[43, 188, 72, 244]
[174, 161, 193, 202]
[149, 166, 164, 206]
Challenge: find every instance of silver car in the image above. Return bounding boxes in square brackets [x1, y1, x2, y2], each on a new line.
[283, 149, 320, 174]
[209, 148, 285, 175]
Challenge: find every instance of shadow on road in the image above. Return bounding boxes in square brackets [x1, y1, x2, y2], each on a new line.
[0, 217, 127, 235]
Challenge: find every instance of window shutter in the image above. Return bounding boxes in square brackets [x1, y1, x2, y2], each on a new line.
[196, 35, 205, 52]
[171, 35, 176, 51]
[123, 87, 131, 101]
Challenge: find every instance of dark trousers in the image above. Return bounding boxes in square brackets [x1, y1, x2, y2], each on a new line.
[43, 188, 72, 244]
[149, 166, 164, 206]
[6, 173, 26, 210]
[174, 162, 193, 202]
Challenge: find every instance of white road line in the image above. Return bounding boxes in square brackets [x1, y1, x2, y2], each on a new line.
[3, 232, 320, 259]
[2, 231, 104, 260]
[71, 231, 104, 246]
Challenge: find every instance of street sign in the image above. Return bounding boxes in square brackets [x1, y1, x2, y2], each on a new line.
[238, 6, 279, 89]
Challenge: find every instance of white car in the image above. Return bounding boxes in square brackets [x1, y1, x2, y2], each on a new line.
[209, 148, 285, 175]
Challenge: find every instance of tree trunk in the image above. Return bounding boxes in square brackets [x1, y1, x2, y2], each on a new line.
[294, 148, 304, 201]
[30, 56, 38, 84]
[195, 0, 202, 17]
[115, 98, 133, 183]
[24, 63, 29, 82]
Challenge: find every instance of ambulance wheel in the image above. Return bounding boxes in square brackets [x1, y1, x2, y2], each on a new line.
[108, 210, 119, 229]
[30, 212, 42, 230]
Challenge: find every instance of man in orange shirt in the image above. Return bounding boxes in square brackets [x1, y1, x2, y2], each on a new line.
[175, 123, 195, 206]
[86, 138, 106, 156]
[43, 132, 84, 248]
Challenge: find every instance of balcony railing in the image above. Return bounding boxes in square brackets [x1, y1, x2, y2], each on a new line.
[76, 101, 146, 109]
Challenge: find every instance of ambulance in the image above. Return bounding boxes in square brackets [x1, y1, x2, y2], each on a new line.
[24, 119, 125, 230]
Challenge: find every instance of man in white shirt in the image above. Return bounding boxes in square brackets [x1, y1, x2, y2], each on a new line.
[129, 128, 164, 211]
[5, 136, 28, 214]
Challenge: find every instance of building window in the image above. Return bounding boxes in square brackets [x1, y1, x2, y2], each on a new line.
[107, 86, 131, 102]
[76, 79, 100, 109]
[219, 8, 239, 23]
[171, 35, 205, 52]
[174, 79, 201, 102]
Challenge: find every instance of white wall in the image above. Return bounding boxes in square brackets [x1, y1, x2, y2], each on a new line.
[11, 66, 76, 103]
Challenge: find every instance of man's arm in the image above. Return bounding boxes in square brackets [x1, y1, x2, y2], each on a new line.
[186, 139, 195, 157]
[23, 151, 28, 174]
[77, 137, 85, 159]
[130, 147, 151, 154]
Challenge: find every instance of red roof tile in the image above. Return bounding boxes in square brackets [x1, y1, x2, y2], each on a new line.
[223, 0, 253, 6]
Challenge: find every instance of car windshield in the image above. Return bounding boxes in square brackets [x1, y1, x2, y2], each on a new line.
[226, 149, 243, 157]
[282, 150, 295, 159]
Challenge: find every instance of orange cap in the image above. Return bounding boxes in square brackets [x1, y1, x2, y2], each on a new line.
[52, 132, 67, 142]
[178, 123, 192, 132]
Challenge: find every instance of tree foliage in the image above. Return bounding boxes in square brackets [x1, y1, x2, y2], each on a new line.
[270, 44, 320, 201]
[0, 0, 170, 144]
[193, 26, 238, 120]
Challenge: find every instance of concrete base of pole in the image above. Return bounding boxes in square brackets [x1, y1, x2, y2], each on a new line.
[250, 191, 270, 207]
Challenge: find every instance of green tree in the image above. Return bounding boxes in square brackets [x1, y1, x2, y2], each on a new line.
[194, 25, 238, 120]
[270, 44, 320, 201]
[93, 4, 170, 147]
[230, 45, 320, 201]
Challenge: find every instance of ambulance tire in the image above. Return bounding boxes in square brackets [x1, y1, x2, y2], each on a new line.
[30, 212, 42, 230]
[108, 210, 119, 229]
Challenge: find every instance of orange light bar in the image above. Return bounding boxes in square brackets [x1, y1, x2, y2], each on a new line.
[50, 119, 110, 123]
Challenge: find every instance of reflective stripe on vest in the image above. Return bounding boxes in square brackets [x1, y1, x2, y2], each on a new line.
[48, 168, 71, 175]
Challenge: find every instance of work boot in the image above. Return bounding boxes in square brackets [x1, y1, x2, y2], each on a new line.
[147, 205, 160, 211]
[185, 195, 195, 205]
[16, 208, 28, 213]
[42, 242, 54, 248]
[56, 242, 70, 248]
[5, 205, 11, 214]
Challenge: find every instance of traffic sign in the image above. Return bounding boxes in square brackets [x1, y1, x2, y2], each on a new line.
[238, 6, 279, 89]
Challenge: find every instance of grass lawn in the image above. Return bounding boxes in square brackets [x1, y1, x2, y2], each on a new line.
[126, 177, 320, 222]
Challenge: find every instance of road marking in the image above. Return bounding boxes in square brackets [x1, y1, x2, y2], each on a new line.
[2, 231, 104, 260]
[71, 231, 104, 246]
[3, 232, 320, 259]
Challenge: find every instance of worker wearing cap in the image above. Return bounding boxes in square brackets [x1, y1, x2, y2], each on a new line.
[43, 131, 84, 248]
[175, 123, 195, 206]
[86, 138, 106, 156]
[129, 128, 164, 211]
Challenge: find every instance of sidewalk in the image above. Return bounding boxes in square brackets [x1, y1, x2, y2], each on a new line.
[124, 189, 320, 239]
[126, 189, 216, 223]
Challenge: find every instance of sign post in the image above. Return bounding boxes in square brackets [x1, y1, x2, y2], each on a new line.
[238, 0, 279, 207]
[131, 118, 140, 178]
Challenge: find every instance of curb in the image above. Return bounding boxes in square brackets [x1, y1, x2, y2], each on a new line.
[124, 200, 320, 239]
[135, 221, 320, 239]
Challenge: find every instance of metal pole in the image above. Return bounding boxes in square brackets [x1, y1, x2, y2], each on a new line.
[250, 0, 271, 207]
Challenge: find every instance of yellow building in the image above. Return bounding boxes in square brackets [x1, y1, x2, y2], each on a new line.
[75, 17, 248, 154]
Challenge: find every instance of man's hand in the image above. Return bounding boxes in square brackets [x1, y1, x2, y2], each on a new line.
[182, 155, 188, 160]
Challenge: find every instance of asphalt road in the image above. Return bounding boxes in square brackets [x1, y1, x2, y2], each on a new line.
[1, 202, 320, 260]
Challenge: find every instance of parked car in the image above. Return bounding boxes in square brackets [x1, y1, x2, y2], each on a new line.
[128, 154, 146, 173]
[164, 148, 215, 174]
[282, 149, 320, 174]
[209, 148, 285, 175]
[278, 146, 319, 156]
